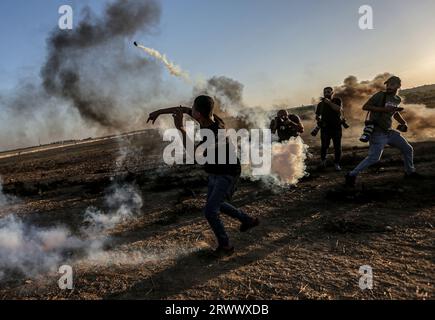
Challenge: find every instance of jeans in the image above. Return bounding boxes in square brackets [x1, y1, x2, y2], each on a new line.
[350, 130, 415, 176]
[320, 127, 342, 164]
[204, 174, 251, 247]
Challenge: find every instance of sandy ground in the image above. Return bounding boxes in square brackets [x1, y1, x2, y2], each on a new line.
[0, 130, 433, 300]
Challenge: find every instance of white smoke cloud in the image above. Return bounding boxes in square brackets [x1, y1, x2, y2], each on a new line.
[0, 214, 92, 280]
[84, 183, 143, 233]
[0, 175, 143, 281]
[270, 137, 309, 185]
[242, 136, 309, 186]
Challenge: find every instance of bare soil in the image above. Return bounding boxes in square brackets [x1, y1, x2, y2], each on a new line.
[0, 131, 433, 300]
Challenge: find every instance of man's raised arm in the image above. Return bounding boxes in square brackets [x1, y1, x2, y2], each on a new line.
[147, 106, 192, 124]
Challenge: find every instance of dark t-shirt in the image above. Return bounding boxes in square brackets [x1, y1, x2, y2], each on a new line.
[274, 114, 302, 142]
[365, 91, 401, 132]
[197, 115, 241, 177]
[316, 98, 342, 130]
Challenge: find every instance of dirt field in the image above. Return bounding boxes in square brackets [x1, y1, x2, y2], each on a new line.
[0, 130, 433, 300]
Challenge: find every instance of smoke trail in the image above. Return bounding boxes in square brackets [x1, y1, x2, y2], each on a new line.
[134, 42, 190, 81]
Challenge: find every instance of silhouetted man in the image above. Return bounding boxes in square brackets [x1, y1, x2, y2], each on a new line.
[315, 87, 343, 171]
[346, 76, 422, 187]
[270, 109, 304, 142]
[147, 96, 259, 256]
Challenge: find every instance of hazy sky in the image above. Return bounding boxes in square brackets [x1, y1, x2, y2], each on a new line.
[1, 0, 434, 107]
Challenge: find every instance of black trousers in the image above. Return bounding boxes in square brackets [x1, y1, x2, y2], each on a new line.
[320, 127, 342, 164]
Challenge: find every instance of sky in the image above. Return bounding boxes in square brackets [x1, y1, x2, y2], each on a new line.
[0, 0, 435, 107]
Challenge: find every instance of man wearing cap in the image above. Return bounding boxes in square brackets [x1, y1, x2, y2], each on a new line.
[345, 76, 422, 186]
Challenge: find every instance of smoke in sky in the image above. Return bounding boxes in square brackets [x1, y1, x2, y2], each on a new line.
[194, 76, 273, 129]
[41, 0, 162, 129]
[0, 0, 171, 150]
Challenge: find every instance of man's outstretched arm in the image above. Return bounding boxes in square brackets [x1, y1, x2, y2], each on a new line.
[147, 106, 192, 124]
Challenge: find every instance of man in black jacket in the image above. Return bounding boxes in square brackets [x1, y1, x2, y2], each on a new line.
[315, 87, 343, 171]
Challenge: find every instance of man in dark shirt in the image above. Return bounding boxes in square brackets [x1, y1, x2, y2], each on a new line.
[315, 87, 343, 171]
[147, 95, 259, 256]
[270, 109, 304, 142]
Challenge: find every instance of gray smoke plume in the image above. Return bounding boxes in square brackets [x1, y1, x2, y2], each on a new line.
[0, 0, 168, 150]
[194, 76, 272, 129]
[193, 76, 244, 122]
[205, 76, 244, 107]
[41, 0, 161, 129]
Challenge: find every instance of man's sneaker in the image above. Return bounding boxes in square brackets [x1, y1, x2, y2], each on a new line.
[345, 173, 356, 187]
[335, 164, 342, 171]
[213, 245, 235, 257]
[404, 172, 424, 180]
[240, 217, 260, 232]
